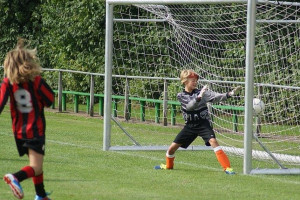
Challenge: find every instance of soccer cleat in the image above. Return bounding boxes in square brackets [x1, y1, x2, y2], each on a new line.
[154, 164, 167, 170]
[3, 174, 24, 199]
[225, 167, 236, 175]
[34, 194, 51, 200]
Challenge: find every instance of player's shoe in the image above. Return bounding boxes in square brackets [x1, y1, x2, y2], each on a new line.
[34, 193, 52, 200]
[225, 167, 235, 175]
[3, 174, 24, 199]
[154, 164, 167, 170]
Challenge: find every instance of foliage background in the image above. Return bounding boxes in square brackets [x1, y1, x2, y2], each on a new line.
[0, 0, 106, 93]
[0, 1, 299, 123]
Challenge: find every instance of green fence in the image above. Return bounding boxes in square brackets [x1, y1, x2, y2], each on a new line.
[52, 90, 244, 131]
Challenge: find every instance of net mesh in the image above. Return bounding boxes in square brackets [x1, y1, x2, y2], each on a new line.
[110, 2, 300, 169]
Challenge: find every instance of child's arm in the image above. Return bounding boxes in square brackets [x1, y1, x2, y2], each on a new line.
[203, 90, 228, 103]
[38, 78, 54, 107]
[0, 79, 10, 114]
[203, 86, 242, 103]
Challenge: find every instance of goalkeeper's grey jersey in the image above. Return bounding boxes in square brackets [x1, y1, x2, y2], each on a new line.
[177, 89, 229, 124]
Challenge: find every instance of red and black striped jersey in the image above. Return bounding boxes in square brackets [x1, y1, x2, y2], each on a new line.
[0, 76, 54, 139]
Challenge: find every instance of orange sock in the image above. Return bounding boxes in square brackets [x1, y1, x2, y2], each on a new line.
[166, 152, 175, 169]
[214, 147, 230, 170]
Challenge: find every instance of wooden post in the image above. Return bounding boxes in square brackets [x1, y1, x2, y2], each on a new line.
[86, 97, 90, 114]
[99, 97, 104, 116]
[89, 75, 95, 116]
[140, 101, 145, 121]
[74, 95, 79, 113]
[171, 104, 176, 125]
[233, 110, 238, 133]
[124, 78, 130, 121]
[113, 99, 117, 117]
[163, 79, 168, 126]
[51, 96, 55, 109]
[62, 93, 66, 111]
[58, 71, 63, 112]
[155, 103, 160, 124]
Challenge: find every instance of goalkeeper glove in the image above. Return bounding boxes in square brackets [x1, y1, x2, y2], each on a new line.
[197, 85, 208, 100]
[228, 86, 242, 96]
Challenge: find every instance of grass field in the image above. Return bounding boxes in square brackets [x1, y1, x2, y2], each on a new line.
[0, 107, 299, 200]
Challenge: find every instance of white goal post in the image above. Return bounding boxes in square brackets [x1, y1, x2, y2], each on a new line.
[104, 0, 300, 175]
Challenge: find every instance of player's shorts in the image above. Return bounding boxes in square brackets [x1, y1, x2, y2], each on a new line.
[173, 119, 215, 148]
[15, 137, 45, 156]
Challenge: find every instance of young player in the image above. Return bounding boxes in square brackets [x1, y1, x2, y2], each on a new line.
[0, 39, 54, 199]
[155, 69, 241, 174]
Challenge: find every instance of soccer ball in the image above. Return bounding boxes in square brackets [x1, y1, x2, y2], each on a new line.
[253, 98, 265, 115]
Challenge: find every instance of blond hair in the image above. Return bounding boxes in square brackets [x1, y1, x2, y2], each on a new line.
[3, 38, 41, 84]
[180, 69, 199, 84]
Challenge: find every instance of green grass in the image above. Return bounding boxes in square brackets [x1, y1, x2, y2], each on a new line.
[0, 107, 299, 200]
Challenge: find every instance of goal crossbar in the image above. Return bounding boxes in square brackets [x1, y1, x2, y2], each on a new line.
[107, 0, 300, 6]
[107, 0, 249, 5]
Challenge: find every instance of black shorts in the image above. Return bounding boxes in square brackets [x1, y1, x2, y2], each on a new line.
[173, 119, 215, 148]
[15, 137, 45, 156]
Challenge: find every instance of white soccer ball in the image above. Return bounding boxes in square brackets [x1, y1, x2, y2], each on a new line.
[253, 98, 265, 115]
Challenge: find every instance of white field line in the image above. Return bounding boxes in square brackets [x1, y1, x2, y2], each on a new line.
[1, 133, 299, 185]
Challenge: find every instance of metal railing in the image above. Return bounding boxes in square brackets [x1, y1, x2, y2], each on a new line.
[0, 66, 245, 128]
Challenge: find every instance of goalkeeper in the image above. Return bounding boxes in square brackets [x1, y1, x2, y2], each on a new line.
[155, 69, 241, 174]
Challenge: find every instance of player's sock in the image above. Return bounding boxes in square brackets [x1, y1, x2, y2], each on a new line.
[166, 152, 175, 169]
[214, 146, 230, 170]
[33, 173, 47, 198]
[13, 166, 35, 182]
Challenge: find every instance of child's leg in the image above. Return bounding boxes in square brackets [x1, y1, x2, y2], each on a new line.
[213, 146, 231, 170]
[209, 139, 231, 170]
[28, 149, 47, 198]
[12, 165, 35, 182]
[166, 143, 181, 169]
[166, 152, 175, 169]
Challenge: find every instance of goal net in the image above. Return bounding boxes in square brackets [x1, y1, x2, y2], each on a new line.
[104, 0, 300, 174]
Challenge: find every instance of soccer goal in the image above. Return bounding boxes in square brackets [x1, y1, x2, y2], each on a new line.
[104, 0, 300, 175]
